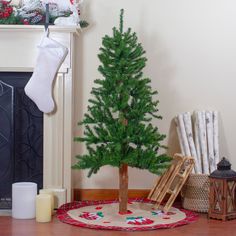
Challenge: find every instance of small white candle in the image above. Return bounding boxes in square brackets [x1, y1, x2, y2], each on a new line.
[36, 194, 52, 223]
[52, 189, 67, 208]
[39, 189, 55, 213]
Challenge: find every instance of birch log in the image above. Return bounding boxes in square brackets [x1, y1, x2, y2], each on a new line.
[213, 111, 220, 168]
[183, 112, 201, 173]
[193, 111, 202, 173]
[175, 117, 185, 155]
[197, 111, 210, 174]
[177, 114, 191, 157]
[206, 111, 215, 173]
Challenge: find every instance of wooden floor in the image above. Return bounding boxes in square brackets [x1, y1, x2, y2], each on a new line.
[0, 214, 236, 236]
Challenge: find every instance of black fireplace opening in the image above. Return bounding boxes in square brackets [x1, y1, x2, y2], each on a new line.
[0, 72, 43, 209]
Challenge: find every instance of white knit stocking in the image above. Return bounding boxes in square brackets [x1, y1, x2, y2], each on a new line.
[24, 33, 68, 113]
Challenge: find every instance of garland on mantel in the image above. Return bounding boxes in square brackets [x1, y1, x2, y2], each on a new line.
[0, 0, 88, 27]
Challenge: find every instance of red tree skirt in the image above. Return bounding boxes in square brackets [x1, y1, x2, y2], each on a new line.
[57, 198, 198, 231]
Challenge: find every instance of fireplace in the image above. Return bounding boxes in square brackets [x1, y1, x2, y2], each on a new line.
[0, 25, 78, 211]
[0, 72, 43, 209]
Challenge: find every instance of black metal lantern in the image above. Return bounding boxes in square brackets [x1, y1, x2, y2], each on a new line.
[208, 157, 236, 220]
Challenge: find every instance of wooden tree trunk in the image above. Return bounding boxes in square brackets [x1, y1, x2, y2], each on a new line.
[119, 164, 128, 213]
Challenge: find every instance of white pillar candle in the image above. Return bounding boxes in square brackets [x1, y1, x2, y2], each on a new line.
[36, 194, 52, 223]
[39, 189, 55, 213]
[52, 189, 67, 208]
[12, 182, 37, 219]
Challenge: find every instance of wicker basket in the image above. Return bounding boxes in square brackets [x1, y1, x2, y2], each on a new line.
[181, 174, 210, 213]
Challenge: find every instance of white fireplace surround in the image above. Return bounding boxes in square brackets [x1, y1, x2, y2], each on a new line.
[0, 25, 79, 204]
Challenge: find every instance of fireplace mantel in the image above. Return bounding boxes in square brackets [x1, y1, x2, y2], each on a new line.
[0, 25, 80, 72]
[0, 25, 79, 204]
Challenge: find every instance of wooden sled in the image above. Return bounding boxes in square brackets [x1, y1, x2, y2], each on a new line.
[148, 153, 195, 212]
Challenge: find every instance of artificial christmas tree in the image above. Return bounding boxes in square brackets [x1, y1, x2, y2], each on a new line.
[73, 9, 171, 213]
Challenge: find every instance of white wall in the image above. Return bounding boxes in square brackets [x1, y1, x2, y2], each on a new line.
[73, 0, 236, 189]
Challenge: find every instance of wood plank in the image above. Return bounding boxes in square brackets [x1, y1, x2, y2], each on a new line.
[0, 214, 235, 236]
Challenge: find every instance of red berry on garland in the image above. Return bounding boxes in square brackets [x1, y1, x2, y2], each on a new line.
[1, 1, 8, 6]
[6, 7, 12, 13]
[3, 12, 9, 18]
[23, 19, 29, 25]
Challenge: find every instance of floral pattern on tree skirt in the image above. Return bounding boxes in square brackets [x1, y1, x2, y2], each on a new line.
[79, 212, 104, 221]
[57, 199, 198, 231]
